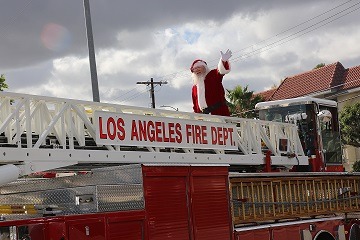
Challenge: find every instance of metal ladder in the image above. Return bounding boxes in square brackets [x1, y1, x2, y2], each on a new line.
[230, 172, 360, 224]
[0, 91, 307, 176]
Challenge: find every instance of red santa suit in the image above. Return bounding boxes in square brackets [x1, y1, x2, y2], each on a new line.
[191, 59, 231, 116]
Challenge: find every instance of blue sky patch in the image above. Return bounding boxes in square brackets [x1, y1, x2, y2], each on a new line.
[183, 31, 200, 44]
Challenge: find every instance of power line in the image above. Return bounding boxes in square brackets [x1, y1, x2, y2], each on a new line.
[113, 79, 166, 106]
[177, 0, 356, 71]
[231, 1, 360, 62]
[110, 0, 360, 103]
[158, 0, 360, 84]
[136, 78, 167, 108]
[230, 0, 355, 57]
[110, 87, 138, 101]
[118, 87, 150, 103]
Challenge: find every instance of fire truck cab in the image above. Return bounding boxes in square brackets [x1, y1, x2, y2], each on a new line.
[256, 97, 343, 172]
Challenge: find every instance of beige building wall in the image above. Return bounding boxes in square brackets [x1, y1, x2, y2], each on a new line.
[337, 91, 360, 172]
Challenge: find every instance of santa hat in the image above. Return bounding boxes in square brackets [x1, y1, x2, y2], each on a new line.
[190, 59, 207, 72]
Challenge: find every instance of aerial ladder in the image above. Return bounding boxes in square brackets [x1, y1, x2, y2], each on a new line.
[0, 91, 306, 183]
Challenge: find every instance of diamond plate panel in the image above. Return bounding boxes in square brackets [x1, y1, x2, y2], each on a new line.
[0, 187, 97, 213]
[0, 164, 144, 221]
[0, 164, 142, 194]
[96, 184, 144, 212]
[92, 164, 143, 184]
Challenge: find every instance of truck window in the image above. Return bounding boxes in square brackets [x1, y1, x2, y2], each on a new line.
[319, 106, 342, 164]
[258, 104, 318, 156]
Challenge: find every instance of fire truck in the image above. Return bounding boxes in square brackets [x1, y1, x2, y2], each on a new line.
[0, 91, 359, 240]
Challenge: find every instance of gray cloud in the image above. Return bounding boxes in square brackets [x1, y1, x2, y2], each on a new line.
[1, 0, 359, 112]
[1, 0, 331, 68]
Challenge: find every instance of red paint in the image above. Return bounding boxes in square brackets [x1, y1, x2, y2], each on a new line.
[190, 167, 233, 240]
[211, 127, 234, 145]
[107, 220, 144, 240]
[234, 229, 270, 240]
[146, 120, 155, 142]
[142, 166, 232, 240]
[99, 117, 107, 139]
[107, 117, 117, 140]
[186, 124, 208, 144]
[264, 150, 272, 172]
[98, 117, 125, 140]
[325, 164, 344, 172]
[131, 120, 182, 143]
[0, 211, 146, 240]
[43, 172, 57, 178]
[167, 122, 176, 143]
[46, 222, 66, 240]
[143, 166, 191, 240]
[234, 219, 343, 240]
[116, 118, 125, 140]
[68, 218, 106, 240]
[26, 223, 46, 240]
[272, 226, 301, 240]
[154, 121, 162, 142]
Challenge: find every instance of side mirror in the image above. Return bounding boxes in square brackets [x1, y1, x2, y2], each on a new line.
[318, 110, 332, 123]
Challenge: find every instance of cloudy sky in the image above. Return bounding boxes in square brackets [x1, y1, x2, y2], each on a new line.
[1, 0, 359, 112]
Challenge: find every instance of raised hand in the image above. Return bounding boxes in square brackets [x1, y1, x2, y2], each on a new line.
[220, 49, 232, 61]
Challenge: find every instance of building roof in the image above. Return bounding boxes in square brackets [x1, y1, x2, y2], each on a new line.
[257, 62, 360, 101]
[255, 88, 276, 101]
[341, 65, 360, 91]
[255, 96, 337, 109]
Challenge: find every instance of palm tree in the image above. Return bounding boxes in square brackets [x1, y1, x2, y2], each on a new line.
[0, 74, 8, 91]
[226, 85, 264, 118]
[313, 63, 326, 69]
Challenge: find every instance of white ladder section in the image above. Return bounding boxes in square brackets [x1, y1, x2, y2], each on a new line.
[0, 91, 307, 176]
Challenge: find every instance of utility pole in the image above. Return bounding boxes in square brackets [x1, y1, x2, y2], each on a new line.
[83, 0, 100, 102]
[136, 78, 167, 108]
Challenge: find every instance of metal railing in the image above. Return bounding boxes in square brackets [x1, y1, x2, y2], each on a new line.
[0, 92, 307, 175]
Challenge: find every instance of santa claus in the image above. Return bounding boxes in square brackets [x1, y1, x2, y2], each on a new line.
[191, 49, 232, 116]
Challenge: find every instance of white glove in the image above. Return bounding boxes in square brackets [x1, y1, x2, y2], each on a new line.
[220, 49, 232, 61]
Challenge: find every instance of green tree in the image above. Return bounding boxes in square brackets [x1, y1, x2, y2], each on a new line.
[313, 63, 325, 69]
[352, 160, 360, 172]
[0, 74, 8, 91]
[226, 85, 264, 118]
[339, 102, 360, 147]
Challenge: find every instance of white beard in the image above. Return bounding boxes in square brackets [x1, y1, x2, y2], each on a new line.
[192, 71, 205, 86]
[192, 67, 210, 109]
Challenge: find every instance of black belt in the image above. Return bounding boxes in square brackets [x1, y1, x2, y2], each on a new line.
[201, 101, 225, 114]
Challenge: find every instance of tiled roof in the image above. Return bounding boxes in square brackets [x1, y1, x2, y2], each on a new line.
[271, 62, 343, 100]
[254, 88, 276, 101]
[256, 62, 360, 101]
[341, 65, 360, 91]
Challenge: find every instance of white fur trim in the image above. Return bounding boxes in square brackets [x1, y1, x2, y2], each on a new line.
[192, 61, 207, 69]
[218, 59, 231, 75]
[196, 76, 207, 109]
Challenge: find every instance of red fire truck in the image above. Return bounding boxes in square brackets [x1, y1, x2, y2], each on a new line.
[0, 92, 359, 240]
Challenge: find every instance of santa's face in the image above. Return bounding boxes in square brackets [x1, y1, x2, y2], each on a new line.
[192, 66, 206, 75]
